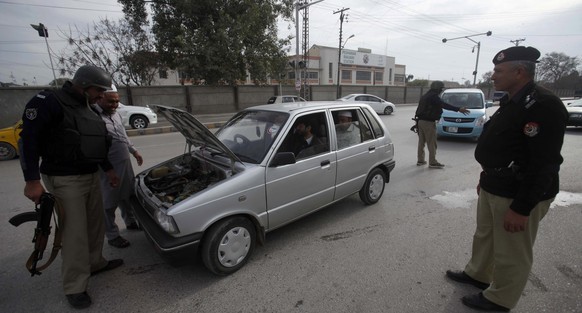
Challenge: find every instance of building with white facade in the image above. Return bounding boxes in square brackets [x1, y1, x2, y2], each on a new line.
[286, 45, 406, 87]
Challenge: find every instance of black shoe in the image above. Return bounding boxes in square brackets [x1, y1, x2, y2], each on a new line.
[108, 236, 130, 248]
[91, 259, 124, 276]
[66, 291, 91, 309]
[446, 270, 490, 290]
[126, 222, 141, 230]
[462, 292, 510, 312]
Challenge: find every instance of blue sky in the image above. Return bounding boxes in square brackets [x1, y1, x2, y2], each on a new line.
[1, 0, 581, 85]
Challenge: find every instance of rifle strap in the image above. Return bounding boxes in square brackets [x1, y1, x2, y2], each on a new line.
[25, 225, 62, 274]
[25, 204, 63, 276]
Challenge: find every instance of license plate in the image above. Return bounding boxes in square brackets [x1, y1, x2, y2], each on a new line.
[448, 126, 458, 133]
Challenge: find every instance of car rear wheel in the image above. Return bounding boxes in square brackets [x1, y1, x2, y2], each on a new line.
[201, 216, 256, 276]
[0, 142, 17, 161]
[383, 106, 393, 115]
[359, 168, 386, 205]
[130, 115, 149, 129]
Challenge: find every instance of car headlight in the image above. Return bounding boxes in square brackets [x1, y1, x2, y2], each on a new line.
[155, 210, 179, 234]
[475, 115, 488, 127]
[437, 117, 444, 125]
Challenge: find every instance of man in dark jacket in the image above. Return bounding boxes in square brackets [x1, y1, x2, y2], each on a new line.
[415, 81, 469, 168]
[20, 65, 123, 309]
[446, 46, 568, 311]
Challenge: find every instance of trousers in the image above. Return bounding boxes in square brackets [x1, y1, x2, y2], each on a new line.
[464, 189, 552, 309]
[417, 119, 438, 164]
[42, 173, 108, 295]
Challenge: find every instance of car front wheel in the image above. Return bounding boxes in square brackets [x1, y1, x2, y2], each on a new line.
[201, 216, 256, 276]
[383, 106, 394, 115]
[0, 142, 17, 161]
[130, 115, 149, 129]
[359, 168, 386, 205]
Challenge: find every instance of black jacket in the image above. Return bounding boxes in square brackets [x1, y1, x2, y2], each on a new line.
[415, 89, 460, 121]
[475, 82, 567, 216]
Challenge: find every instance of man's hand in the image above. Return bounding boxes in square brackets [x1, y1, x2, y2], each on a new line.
[133, 151, 143, 166]
[503, 209, 528, 233]
[459, 107, 471, 115]
[24, 180, 45, 204]
[105, 169, 120, 188]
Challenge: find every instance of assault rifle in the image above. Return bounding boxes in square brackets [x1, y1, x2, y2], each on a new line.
[9, 193, 61, 276]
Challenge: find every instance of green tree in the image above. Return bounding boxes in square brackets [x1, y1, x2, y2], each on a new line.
[407, 79, 429, 87]
[478, 71, 493, 88]
[55, 18, 160, 86]
[119, 0, 294, 86]
[537, 52, 580, 85]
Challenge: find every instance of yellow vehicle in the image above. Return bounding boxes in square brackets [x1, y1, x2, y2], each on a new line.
[0, 120, 23, 161]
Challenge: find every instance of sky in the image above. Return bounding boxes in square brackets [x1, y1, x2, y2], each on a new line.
[1, 0, 581, 86]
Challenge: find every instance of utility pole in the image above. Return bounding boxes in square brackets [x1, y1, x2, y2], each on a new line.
[334, 7, 349, 99]
[295, 0, 325, 97]
[442, 31, 492, 87]
[510, 38, 526, 46]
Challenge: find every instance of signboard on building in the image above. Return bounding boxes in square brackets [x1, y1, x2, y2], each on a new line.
[341, 50, 385, 68]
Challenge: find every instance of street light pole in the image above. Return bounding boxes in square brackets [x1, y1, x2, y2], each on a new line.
[31, 23, 58, 87]
[336, 34, 354, 98]
[442, 31, 492, 87]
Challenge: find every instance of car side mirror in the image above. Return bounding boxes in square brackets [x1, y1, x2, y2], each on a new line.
[485, 100, 493, 108]
[269, 152, 296, 167]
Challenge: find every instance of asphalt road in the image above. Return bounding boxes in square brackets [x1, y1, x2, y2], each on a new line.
[1, 106, 581, 313]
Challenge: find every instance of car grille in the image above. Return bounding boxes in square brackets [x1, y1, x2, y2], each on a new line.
[443, 117, 475, 123]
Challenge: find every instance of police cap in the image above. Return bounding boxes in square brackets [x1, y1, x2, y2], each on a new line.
[492, 46, 540, 65]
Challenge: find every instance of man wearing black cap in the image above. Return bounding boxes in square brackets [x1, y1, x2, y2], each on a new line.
[446, 46, 568, 311]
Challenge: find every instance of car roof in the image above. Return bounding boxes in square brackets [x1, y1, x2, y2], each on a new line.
[442, 88, 484, 94]
[246, 101, 372, 113]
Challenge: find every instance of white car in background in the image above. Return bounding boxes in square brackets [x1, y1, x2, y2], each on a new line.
[117, 103, 158, 129]
[337, 94, 396, 115]
[267, 95, 306, 104]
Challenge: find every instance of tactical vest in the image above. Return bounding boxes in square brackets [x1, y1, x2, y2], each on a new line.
[44, 90, 109, 164]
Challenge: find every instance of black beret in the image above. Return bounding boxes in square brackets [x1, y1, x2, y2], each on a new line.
[492, 46, 541, 64]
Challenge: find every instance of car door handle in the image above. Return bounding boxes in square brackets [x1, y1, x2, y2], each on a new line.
[368, 146, 376, 152]
[320, 160, 330, 167]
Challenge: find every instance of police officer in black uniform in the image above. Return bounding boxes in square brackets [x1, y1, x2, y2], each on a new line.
[446, 46, 568, 311]
[20, 65, 123, 309]
[415, 81, 469, 168]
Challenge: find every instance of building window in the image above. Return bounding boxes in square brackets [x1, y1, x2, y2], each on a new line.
[302, 71, 319, 79]
[341, 70, 351, 80]
[356, 71, 371, 82]
[159, 69, 168, 79]
[389, 68, 393, 84]
[329, 63, 333, 79]
[288, 71, 295, 79]
[375, 72, 383, 82]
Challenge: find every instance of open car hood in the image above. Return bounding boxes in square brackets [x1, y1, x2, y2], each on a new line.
[154, 105, 242, 166]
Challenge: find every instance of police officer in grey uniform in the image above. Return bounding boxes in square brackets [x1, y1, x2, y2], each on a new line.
[20, 65, 124, 309]
[446, 46, 568, 311]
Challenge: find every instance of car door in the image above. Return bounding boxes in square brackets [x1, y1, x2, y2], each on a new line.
[265, 111, 336, 230]
[332, 107, 378, 200]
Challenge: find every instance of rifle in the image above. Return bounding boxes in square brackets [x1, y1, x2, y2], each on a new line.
[9, 193, 62, 276]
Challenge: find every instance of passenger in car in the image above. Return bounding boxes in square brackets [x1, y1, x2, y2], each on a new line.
[335, 111, 361, 149]
[280, 116, 326, 159]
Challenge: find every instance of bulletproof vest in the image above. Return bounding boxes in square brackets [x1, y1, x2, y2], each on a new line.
[44, 90, 109, 164]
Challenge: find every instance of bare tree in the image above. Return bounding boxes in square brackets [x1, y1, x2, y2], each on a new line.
[537, 52, 580, 84]
[55, 18, 160, 86]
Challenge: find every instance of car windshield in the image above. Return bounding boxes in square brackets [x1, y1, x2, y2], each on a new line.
[441, 93, 484, 109]
[215, 110, 289, 164]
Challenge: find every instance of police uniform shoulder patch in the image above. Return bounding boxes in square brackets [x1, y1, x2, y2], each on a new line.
[523, 122, 539, 137]
[25, 108, 38, 120]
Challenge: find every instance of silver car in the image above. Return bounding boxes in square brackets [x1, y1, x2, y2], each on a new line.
[130, 102, 396, 275]
[117, 103, 158, 129]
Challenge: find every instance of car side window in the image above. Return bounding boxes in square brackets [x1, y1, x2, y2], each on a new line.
[277, 112, 329, 160]
[362, 108, 384, 138]
[368, 96, 381, 103]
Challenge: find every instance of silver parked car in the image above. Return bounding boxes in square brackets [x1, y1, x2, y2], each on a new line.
[130, 102, 396, 275]
[337, 94, 396, 115]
